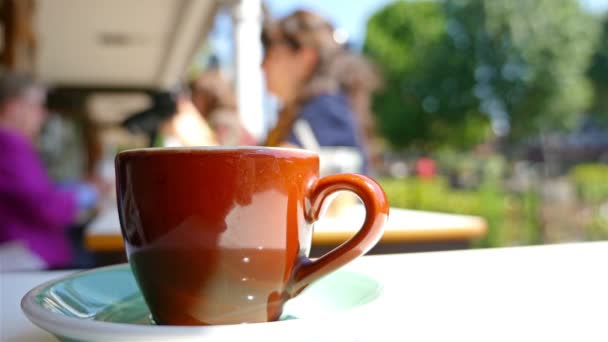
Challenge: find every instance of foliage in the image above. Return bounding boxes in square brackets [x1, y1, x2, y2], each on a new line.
[585, 212, 608, 240]
[568, 164, 608, 240]
[569, 163, 608, 203]
[588, 14, 608, 118]
[364, 1, 483, 150]
[379, 176, 541, 248]
[364, 0, 598, 149]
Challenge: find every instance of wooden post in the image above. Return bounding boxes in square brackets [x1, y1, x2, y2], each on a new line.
[0, 0, 36, 71]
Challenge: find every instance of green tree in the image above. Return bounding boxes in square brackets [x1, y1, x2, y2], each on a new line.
[364, 0, 598, 149]
[588, 14, 608, 118]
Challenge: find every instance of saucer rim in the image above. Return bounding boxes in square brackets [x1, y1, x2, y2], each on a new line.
[21, 263, 382, 340]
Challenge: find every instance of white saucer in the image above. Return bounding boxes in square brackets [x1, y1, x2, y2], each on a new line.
[21, 263, 383, 341]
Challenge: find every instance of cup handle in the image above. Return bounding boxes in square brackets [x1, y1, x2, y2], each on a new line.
[289, 174, 389, 295]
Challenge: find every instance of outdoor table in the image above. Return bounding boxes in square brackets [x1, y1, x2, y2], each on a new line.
[3, 242, 607, 341]
[84, 205, 487, 256]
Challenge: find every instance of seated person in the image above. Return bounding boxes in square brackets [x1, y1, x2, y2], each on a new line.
[261, 10, 379, 175]
[261, 10, 383, 216]
[0, 72, 99, 270]
[191, 69, 256, 146]
[157, 94, 219, 147]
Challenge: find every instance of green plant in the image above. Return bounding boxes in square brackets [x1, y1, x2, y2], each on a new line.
[364, 0, 598, 149]
[379, 176, 541, 248]
[585, 209, 608, 240]
[569, 164, 608, 203]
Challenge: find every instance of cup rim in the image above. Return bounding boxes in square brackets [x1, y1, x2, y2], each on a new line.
[117, 146, 318, 157]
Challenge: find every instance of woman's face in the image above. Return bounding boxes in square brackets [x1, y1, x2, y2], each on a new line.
[0, 86, 47, 139]
[262, 42, 317, 103]
[18, 86, 47, 138]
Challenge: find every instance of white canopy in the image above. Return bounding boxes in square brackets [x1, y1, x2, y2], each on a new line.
[31, 0, 265, 138]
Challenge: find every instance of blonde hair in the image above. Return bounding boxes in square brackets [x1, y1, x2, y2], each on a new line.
[190, 69, 235, 115]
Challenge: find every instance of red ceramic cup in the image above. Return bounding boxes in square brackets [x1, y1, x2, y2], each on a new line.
[115, 147, 388, 325]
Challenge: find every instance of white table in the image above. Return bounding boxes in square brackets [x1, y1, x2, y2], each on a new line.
[2, 242, 608, 341]
[84, 205, 487, 252]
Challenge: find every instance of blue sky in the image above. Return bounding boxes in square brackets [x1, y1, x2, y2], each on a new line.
[581, 0, 608, 12]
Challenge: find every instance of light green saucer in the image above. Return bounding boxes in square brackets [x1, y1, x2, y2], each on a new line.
[22, 264, 383, 342]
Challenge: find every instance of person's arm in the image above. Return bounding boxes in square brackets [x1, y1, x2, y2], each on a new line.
[0, 144, 77, 231]
[57, 181, 99, 211]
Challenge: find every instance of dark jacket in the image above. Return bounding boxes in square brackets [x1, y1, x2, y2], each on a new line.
[287, 93, 368, 173]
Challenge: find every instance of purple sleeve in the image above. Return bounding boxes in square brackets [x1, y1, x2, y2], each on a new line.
[0, 139, 77, 231]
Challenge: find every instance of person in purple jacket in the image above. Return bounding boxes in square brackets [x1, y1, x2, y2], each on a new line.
[0, 72, 98, 270]
[261, 10, 381, 175]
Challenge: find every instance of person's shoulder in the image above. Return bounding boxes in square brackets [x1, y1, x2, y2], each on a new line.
[299, 93, 352, 120]
[302, 93, 349, 110]
[0, 129, 31, 154]
[0, 131, 34, 181]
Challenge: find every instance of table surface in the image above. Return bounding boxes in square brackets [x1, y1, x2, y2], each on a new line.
[2, 241, 608, 341]
[84, 204, 487, 251]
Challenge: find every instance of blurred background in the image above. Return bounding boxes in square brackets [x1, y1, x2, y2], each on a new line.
[3, 0, 608, 269]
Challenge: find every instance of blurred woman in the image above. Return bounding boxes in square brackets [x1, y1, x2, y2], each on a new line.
[261, 10, 380, 174]
[0, 72, 100, 270]
[191, 69, 255, 146]
[157, 94, 218, 147]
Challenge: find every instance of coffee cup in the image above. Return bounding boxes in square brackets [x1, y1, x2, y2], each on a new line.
[115, 147, 388, 325]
